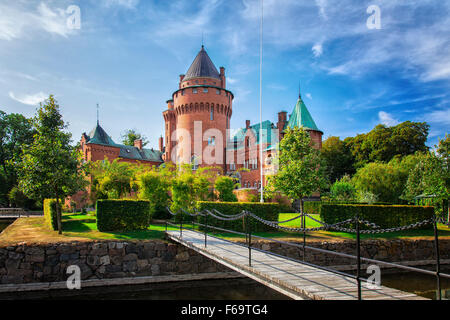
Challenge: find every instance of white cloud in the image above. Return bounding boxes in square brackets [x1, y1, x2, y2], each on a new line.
[312, 43, 323, 57]
[305, 93, 313, 100]
[425, 108, 450, 126]
[0, 2, 76, 41]
[9, 91, 48, 106]
[315, 0, 327, 20]
[378, 111, 398, 126]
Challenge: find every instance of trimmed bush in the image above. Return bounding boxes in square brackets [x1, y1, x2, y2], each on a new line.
[303, 201, 392, 215]
[320, 204, 434, 230]
[96, 199, 151, 232]
[43, 199, 58, 231]
[197, 201, 294, 233]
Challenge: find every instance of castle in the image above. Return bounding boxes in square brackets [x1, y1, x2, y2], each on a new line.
[76, 46, 323, 206]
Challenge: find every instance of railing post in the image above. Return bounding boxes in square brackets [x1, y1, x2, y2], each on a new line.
[433, 216, 442, 300]
[205, 213, 208, 248]
[302, 211, 306, 261]
[247, 213, 252, 267]
[165, 220, 167, 232]
[356, 213, 362, 300]
[180, 211, 183, 238]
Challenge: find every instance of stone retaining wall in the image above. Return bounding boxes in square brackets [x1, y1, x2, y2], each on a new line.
[0, 240, 231, 285]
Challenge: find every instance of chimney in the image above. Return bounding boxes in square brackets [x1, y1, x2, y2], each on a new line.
[246, 120, 250, 129]
[220, 67, 226, 89]
[134, 139, 143, 150]
[278, 111, 287, 122]
[159, 136, 164, 152]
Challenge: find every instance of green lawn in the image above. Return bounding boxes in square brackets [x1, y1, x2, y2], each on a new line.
[59, 212, 450, 242]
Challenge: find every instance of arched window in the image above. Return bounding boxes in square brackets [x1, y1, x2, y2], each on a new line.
[210, 106, 214, 121]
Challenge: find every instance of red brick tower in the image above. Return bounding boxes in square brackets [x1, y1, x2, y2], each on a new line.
[163, 46, 234, 168]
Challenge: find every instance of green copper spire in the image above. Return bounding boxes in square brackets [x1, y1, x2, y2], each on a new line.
[286, 96, 320, 131]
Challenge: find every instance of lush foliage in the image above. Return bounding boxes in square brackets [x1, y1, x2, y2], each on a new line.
[96, 199, 151, 232]
[170, 165, 218, 214]
[16, 96, 87, 233]
[43, 199, 58, 231]
[197, 201, 294, 233]
[0, 110, 36, 207]
[330, 175, 356, 201]
[214, 176, 238, 202]
[89, 159, 138, 201]
[267, 126, 327, 206]
[121, 129, 149, 147]
[321, 204, 434, 230]
[321, 136, 355, 184]
[344, 121, 429, 169]
[136, 164, 174, 219]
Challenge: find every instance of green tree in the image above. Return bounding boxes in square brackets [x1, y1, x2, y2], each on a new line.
[330, 175, 356, 201]
[321, 136, 355, 183]
[89, 159, 137, 200]
[215, 176, 238, 202]
[0, 111, 35, 204]
[121, 129, 149, 147]
[267, 126, 327, 222]
[137, 164, 174, 218]
[17, 96, 87, 234]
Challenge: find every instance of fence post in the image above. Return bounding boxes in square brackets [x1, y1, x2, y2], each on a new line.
[180, 211, 183, 238]
[302, 211, 306, 261]
[205, 213, 208, 248]
[247, 213, 252, 267]
[433, 216, 442, 300]
[356, 213, 362, 300]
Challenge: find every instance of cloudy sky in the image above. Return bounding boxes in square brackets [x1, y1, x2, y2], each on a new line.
[0, 0, 449, 149]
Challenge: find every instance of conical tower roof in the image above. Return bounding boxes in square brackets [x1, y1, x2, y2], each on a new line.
[184, 46, 221, 81]
[286, 96, 321, 132]
[87, 124, 117, 146]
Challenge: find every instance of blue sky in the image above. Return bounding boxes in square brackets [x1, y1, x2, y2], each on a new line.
[0, 0, 449, 149]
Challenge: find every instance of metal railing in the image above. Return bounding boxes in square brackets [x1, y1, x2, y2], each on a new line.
[164, 207, 449, 300]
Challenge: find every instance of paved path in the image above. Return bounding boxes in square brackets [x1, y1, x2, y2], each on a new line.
[167, 229, 428, 300]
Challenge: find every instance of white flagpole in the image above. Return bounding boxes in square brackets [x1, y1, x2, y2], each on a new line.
[259, 0, 264, 203]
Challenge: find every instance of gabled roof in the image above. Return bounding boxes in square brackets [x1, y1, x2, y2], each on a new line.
[184, 46, 221, 81]
[84, 124, 163, 163]
[286, 97, 321, 132]
[229, 120, 274, 149]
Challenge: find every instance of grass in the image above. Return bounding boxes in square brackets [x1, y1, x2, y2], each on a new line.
[1, 211, 449, 245]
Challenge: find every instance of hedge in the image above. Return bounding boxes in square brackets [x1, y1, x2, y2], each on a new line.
[196, 201, 294, 233]
[43, 199, 58, 231]
[303, 201, 392, 215]
[96, 200, 151, 232]
[320, 204, 434, 230]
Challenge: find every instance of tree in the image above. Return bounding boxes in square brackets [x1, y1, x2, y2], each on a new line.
[136, 164, 174, 218]
[17, 96, 87, 234]
[267, 126, 327, 222]
[89, 159, 137, 200]
[121, 129, 149, 147]
[345, 121, 429, 168]
[215, 176, 238, 202]
[330, 175, 356, 201]
[321, 136, 355, 184]
[0, 111, 35, 204]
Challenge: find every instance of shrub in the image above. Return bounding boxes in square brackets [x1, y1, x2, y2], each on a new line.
[214, 176, 238, 202]
[197, 201, 294, 233]
[303, 201, 322, 214]
[96, 199, 151, 232]
[43, 199, 58, 231]
[320, 204, 434, 230]
[137, 170, 171, 219]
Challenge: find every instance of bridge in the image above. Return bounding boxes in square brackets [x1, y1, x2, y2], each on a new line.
[165, 208, 448, 300]
[0, 208, 43, 219]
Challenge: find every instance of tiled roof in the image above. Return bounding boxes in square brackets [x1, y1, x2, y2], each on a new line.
[286, 97, 321, 132]
[85, 124, 163, 163]
[184, 46, 221, 81]
[229, 120, 274, 149]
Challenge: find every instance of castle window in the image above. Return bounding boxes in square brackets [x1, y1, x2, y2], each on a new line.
[230, 163, 236, 171]
[203, 88, 208, 93]
[191, 155, 199, 171]
[208, 137, 215, 146]
[210, 106, 214, 120]
[193, 88, 198, 94]
[181, 90, 185, 96]
[216, 89, 220, 95]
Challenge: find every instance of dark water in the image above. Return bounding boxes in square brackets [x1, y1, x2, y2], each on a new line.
[0, 219, 14, 233]
[381, 269, 450, 300]
[0, 278, 292, 300]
